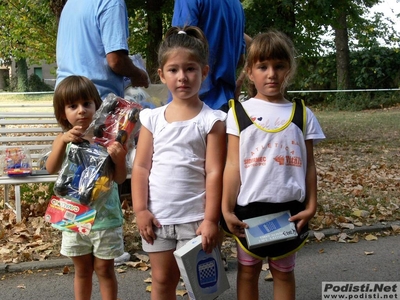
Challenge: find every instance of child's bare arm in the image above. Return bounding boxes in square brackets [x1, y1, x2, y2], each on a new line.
[131, 126, 160, 244]
[221, 134, 248, 238]
[196, 120, 226, 253]
[107, 141, 127, 184]
[290, 139, 318, 230]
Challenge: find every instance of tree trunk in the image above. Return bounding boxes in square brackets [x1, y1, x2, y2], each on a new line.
[334, 11, 350, 90]
[16, 58, 28, 92]
[146, 0, 166, 83]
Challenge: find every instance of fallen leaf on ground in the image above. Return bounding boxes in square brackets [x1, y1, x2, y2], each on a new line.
[133, 252, 149, 262]
[352, 210, 370, 218]
[314, 232, 325, 241]
[125, 261, 150, 271]
[340, 223, 355, 230]
[144, 277, 152, 283]
[176, 290, 187, 297]
[348, 235, 359, 243]
[365, 234, 378, 241]
[264, 271, 273, 281]
[391, 225, 400, 233]
[262, 263, 269, 271]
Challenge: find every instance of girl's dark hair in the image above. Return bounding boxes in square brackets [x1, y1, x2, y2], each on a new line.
[53, 75, 102, 131]
[158, 26, 209, 69]
[246, 30, 297, 97]
[50, 0, 68, 24]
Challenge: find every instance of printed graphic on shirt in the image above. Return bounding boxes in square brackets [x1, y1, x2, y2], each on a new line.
[274, 155, 302, 167]
[250, 115, 288, 130]
[244, 140, 303, 169]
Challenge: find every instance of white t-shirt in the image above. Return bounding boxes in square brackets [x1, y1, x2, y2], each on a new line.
[226, 98, 325, 206]
[140, 103, 226, 225]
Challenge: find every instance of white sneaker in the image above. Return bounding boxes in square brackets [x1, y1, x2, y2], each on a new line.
[114, 252, 130, 266]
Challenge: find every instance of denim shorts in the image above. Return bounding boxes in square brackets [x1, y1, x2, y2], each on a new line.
[142, 221, 202, 253]
[61, 226, 124, 260]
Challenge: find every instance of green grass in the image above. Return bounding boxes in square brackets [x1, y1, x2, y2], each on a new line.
[0, 93, 53, 103]
[0, 94, 54, 112]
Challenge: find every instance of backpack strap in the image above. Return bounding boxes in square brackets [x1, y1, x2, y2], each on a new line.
[229, 99, 253, 133]
[292, 98, 306, 135]
[229, 98, 306, 135]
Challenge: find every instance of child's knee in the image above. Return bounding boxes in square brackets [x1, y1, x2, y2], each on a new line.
[270, 267, 294, 282]
[238, 262, 262, 281]
[94, 259, 115, 277]
[268, 253, 296, 273]
[153, 270, 180, 286]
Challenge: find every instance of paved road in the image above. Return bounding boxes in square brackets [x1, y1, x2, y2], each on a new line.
[1, 234, 399, 300]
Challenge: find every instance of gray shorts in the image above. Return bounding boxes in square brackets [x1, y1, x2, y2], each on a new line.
[142, 221, 201, 253]
[61, 226, 124, 260]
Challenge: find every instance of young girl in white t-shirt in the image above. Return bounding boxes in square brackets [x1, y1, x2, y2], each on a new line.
[222, 30, 325, 300]
[131, 26, 226, 299]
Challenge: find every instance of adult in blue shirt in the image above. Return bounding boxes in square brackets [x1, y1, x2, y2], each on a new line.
[172, 0, 246, 111]
[55, 0, 148, 100]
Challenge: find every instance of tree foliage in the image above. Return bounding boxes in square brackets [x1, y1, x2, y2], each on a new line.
[0, 0, 57, 65]
[0, 0, 399, 102]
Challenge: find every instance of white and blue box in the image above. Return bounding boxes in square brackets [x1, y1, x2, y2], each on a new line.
[173, 235, 230, 300]
[244, 210, 298, 249]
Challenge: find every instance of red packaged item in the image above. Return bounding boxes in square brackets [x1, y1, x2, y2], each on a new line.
[87, 94, 142, 147]
[44, 195, 96, 235]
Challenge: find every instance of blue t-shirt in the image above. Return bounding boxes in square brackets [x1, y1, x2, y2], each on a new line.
[56, 0, 129, 99]
[172, 0, 246, 109]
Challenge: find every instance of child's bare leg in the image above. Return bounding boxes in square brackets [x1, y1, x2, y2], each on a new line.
[237, 260, 262, 300]
[149, 250, 180, 300]
[270, 266, 295, 300]
[94, 257, 118, 300]
[72, 254, 94, 300]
